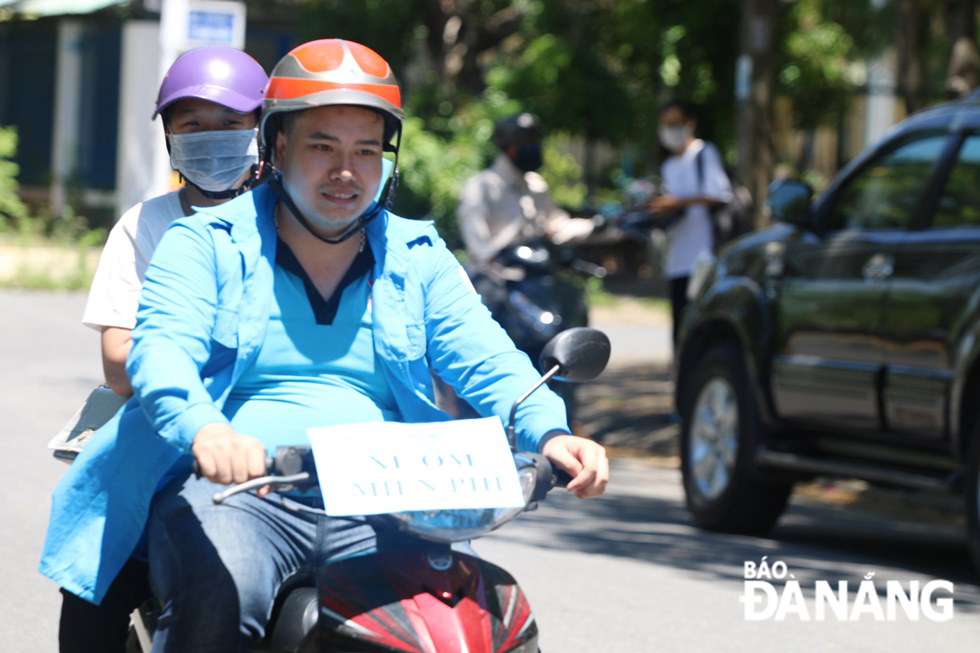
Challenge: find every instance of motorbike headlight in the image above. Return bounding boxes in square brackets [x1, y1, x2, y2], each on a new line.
[515, 244, 550, 265]
[388, 464, 539, 543]
[686, 253, 716, 300]
[508, 290, 562, 337]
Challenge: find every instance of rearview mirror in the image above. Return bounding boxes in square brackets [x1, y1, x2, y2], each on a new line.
[505, 327, 611, 450]
[538, 327, 611, 382]
[767, 179, 813, 228]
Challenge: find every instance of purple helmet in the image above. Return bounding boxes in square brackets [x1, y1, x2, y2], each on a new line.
[154, 46, 269, 120]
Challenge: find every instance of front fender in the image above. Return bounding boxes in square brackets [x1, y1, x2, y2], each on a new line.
[676, 274, 776, 426]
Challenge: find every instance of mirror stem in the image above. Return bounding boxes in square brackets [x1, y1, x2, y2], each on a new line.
[507, 364, 562, 450]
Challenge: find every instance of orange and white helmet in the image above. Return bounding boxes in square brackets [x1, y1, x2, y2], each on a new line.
[262, 39, 403, 244]
[260, 38, 403, 156]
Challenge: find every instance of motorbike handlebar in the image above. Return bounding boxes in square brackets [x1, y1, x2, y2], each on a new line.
[202, 447, 567, 505]
[192, 457, 274, 479]
[553, 468, 573, 487]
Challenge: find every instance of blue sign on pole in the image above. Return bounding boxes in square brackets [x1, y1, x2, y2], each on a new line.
[188, 10, 235, 45]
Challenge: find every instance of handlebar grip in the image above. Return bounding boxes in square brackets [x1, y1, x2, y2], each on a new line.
[192, 457, 274, 479]
[553, 468, 573, 488]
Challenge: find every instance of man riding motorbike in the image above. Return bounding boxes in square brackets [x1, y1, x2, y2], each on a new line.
[40, 39, 608, 652]
[457, 112, 596, 265]
[455, 114, 601, 425]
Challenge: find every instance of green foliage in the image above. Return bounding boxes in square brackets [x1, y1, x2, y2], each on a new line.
[291, 0, 752, 220]
[539, 132, 586, 210]
[0, 125, 104, 289]
[277, 0, 974, 243]
[294, 0, 419, 72]
[0, 126, 29, 231]
[652, 0, 740, 147]
[392, 114, 487, 246]
[776, 0, 856, 130]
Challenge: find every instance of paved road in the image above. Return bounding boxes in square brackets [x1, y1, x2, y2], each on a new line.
[4, 289, 980, 651]
[1, 290, 100, 651]
[479, 458, 980, 652]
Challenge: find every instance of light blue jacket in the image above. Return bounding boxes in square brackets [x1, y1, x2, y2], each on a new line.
[40, 183, 569, 603]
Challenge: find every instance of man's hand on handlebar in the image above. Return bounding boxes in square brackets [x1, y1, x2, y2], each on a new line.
[541, 433, 609, 499]
[192, 423, 270, 495]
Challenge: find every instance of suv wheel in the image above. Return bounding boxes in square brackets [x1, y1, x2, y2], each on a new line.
[680, 344, 792, 534]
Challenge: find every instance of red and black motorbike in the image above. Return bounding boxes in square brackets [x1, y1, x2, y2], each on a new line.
[131, 327, 610, 652]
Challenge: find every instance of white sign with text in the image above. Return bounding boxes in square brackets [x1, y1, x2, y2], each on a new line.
[307, 418, 525, 517]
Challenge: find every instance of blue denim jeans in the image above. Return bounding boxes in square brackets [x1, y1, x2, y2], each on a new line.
[146, 473, 376, 653]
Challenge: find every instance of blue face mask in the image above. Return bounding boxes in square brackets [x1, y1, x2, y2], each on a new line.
[168, 128, 259, 192]
[513, 143, 543, 172]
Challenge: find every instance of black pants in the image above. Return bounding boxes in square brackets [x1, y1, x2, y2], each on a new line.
[669, 275, 690, 345]
[59, 558, 151, 653]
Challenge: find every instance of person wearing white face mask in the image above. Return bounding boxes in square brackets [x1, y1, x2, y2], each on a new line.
[81, 46, 269, 400]
[51, 47, 267, 653]
[648, 98, 733, 344]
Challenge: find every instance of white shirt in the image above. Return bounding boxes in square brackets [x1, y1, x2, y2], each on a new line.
[457, 154, 593, 263]
[82, 190, 185, 330]
[660, 140, 733, 279]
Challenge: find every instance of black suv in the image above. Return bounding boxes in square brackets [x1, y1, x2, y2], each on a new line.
[674, 92, 980, 570]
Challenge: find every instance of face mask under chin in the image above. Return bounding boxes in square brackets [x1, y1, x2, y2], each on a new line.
[279, 178, 363, 238]
[169, 128, 259, 192]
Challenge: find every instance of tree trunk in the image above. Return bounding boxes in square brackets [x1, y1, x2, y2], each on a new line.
[895, 0, 929, 113]
[735, 0, 777, 228]
[943, 0, 980, 98]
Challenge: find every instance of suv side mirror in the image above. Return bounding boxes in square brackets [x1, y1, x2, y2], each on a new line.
[767, 179, 813, 228]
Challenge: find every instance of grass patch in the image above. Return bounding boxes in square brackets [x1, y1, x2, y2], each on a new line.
[586, 277, 670, 313]
[0, 235, 102, 291]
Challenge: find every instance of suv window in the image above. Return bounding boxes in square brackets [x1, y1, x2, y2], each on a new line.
[932, 135, 980, 228]
[822, 133, 948, 231]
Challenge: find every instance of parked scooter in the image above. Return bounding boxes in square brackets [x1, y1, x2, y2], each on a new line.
[129, 327, 610, 652]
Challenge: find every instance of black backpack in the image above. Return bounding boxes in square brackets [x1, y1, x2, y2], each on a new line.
[694, 144, 754, 251]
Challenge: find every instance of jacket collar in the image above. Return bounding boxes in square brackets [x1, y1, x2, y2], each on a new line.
[490, 152, 526, 188]
[193, 182, 277, 245]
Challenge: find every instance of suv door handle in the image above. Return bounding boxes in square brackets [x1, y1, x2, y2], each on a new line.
[862, 253, 894, 281]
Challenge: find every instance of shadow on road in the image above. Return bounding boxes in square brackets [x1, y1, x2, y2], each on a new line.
[495, 474, 980, 607]
[576, 361, 679, 456]
[550, 361, 980, 601]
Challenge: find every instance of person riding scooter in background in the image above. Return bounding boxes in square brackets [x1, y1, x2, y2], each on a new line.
[54, 46, 269, 653]
[456, 113, 601, 425]
[40, 39, 607, 652]
[457, 112, 595, 266]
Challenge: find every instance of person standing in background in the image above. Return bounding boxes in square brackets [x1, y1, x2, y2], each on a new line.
[648, 99, 733, 343]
